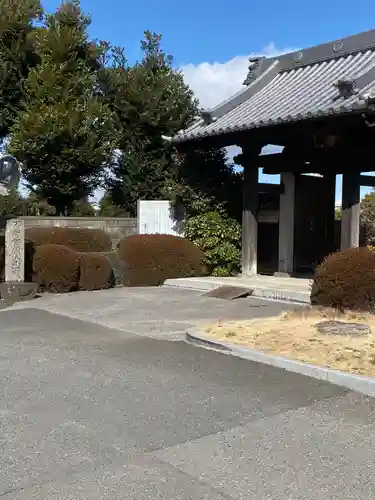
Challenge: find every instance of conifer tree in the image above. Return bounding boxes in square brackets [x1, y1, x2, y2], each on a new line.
[0, 0, 41, 142]
[100, 31, 198, 216]
[9, 1, 114, 214]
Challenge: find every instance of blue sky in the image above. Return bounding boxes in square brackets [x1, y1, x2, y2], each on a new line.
[42, 0, 375, 203]
[44, 0, 374, 66]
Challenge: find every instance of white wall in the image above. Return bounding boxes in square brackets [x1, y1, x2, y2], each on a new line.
[137, 200, 185, 236]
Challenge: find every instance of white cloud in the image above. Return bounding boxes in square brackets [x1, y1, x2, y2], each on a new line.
[181, 44, 294, 185]
[179, 44, 375, 201]
[181, 43, 296, 109]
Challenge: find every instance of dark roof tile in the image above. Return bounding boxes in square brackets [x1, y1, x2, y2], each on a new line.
[173, 30, 375, 144]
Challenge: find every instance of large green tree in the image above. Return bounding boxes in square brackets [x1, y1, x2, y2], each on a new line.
[0, 0, 42, 142]
[25, 192, 56, 215]
[0, 189, 28, 216]
[70, 198, 96, 216]
[9, 1, 114, 214]
[167, 148, 243, 221]
[100, 31, 198, 216]
[98, 191, 129, 217]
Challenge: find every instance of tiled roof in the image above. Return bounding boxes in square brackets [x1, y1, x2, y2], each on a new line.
[173, 30, 375, 144]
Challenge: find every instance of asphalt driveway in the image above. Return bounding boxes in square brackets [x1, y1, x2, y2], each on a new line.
[1, 289, 375, 498]
[6, 286, 294, 340]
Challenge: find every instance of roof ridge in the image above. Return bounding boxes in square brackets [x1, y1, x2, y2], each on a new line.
[178, 59, 281, 137]
[273, 29, 375, 72]
[172, 48, 375, 144]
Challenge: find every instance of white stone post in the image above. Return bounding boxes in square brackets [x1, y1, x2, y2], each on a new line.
[5, 218, 25, 283]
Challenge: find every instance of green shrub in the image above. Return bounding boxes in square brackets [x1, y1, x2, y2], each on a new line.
[311, 247, 375, 311]
[33, 244, 80, 293]
[117, 234, 206, 286]
[26, 227, 112, 253]
[79, 252, 115, 291]
[184, 211, 241, 276]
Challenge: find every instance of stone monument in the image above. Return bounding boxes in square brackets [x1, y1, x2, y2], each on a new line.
[5, 218, 25, 283]
[0, 154, 37, 303]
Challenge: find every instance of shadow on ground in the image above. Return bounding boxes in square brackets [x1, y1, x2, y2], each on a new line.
[1, 294, 375, 498]
[5, 287, 296, 340]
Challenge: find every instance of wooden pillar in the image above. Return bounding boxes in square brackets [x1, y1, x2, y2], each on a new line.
[324, 174, 336, 254]
[341, 171, 360, 249]
[277, 172, 295, 275]
[236, 145, 262, 275]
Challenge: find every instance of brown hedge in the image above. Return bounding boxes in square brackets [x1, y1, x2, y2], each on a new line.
[117, 234, 206, 286]
[79, 252, 115, 291]
[33, 244, 80, 293]
[26, 227, 112, 252]
[310, 247, 375, 311]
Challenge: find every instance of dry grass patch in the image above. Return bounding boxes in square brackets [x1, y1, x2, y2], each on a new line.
[205, 308, 375, 377]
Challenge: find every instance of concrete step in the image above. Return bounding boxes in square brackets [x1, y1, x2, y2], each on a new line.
[163, 277, 311, 304]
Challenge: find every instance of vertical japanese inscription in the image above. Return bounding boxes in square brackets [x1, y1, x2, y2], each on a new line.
[5, 218, 25, 282]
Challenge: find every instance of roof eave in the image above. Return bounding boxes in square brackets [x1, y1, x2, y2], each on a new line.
[172, 104, 370, 146]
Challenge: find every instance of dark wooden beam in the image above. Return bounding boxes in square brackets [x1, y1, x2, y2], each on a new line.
[261, 146, 375, 175]
[258, 153, 319, 175]
[257, 153, 287, 169]
[360, 175, 375, 187]
[242, 164, 258, 275]
[258, 183, 284, 194]
[174, 112, 375, 155]
[239, 144, 264, 275]
[263, 164, 315, 175]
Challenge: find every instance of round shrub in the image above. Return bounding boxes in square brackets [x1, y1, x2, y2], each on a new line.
[79, 253, 115, 291]
[117, 234, 206, 286]
[26, 227, 112, 252]
[184, 211, 241, 276]
[311, 247, 375, 311]
[33, 244, 79, 293]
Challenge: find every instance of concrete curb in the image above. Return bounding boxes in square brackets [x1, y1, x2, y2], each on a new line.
[186, 328, 375, 398]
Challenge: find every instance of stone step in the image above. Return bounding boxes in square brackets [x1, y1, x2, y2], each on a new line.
[163, 277, 311, 304]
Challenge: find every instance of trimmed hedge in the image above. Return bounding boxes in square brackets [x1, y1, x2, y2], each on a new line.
[118, 234, 206, 286]
[26, 227, 112, 252]
[311, 247, 375, 311]
[79, 253, 115, 291]
[33, 244, 80, 293]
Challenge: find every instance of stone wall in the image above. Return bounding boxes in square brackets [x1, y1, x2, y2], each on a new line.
[0, 216, 137, 250]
